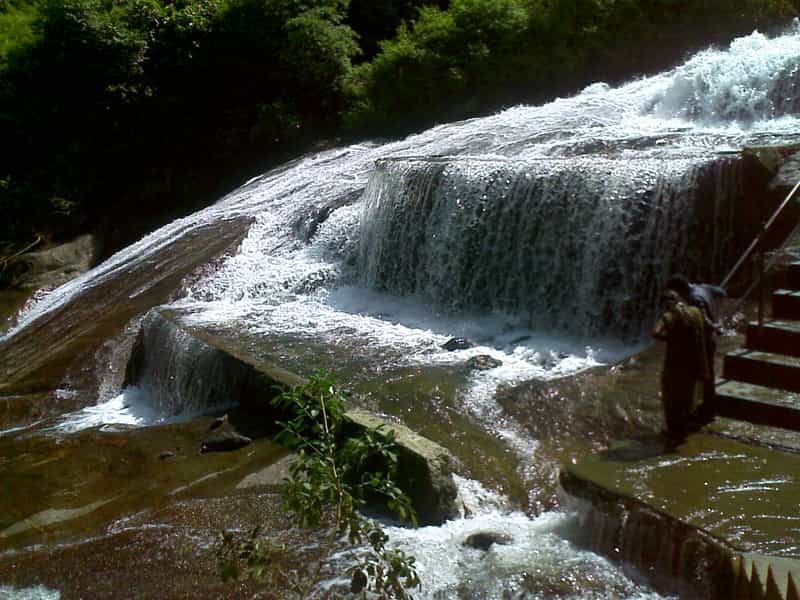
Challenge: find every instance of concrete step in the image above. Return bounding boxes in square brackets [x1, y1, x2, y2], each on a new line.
[746, 320, 800, 357]
[723, 348, 800, 393]
[715, 379, 800, 431]
[773, 289, 800, 320]
[785, 261, 800, 290]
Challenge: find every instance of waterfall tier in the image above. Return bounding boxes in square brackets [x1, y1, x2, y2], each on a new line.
[357, 155, 745, 339]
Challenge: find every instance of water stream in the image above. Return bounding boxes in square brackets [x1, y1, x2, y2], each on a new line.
[2, 23, 800, 599]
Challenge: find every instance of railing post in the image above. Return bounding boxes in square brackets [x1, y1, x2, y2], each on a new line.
[758, 249, 765, 332]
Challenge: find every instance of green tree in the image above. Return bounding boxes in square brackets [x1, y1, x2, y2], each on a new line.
[345, 0, 532, 132]
[346, 0, 448, 59]
[0, 0, 38, 71]
[0, 0, 361, 265]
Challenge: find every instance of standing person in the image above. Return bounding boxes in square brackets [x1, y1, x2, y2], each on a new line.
[665, 274, 726, 325]
[652, 290, 712, 439]
[666, 274, 726, 421]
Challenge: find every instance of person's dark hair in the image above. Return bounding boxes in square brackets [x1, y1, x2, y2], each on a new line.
[665, 274, 690, 295]
[660, 289, 682, 308]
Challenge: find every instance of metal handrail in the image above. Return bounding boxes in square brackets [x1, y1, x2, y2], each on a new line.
[720, 179, 800, 290]
[720, 178, 800, 326]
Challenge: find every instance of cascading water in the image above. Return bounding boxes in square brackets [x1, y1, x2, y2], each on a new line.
[357, 156, 741, 340]
[2, 22, 800, 600]
[649, 26, 800, 122]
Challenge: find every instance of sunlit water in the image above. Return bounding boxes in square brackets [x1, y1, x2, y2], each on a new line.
[380, 477, 670, 600]
[2, 23, 800, 599]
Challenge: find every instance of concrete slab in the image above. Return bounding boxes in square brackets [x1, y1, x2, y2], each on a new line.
[565, 433, 800, 556]
[562, 433, 800, 597]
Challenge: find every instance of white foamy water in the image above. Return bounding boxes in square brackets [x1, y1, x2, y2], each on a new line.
[0, 586, 60, 600]
[46, 386, 230, 434]
[649, 26, 800, 123]
[382, 477, 671, 600]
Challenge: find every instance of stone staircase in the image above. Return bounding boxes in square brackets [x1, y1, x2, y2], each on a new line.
[716, 260, 800, 431]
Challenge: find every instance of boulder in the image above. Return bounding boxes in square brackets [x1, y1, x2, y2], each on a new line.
[344, 410, 460, 526]
[463, 531, 513, 551]
[465, 355, 503, 371]
[15, 234, 100, 290]
[442, 337, 473, 351]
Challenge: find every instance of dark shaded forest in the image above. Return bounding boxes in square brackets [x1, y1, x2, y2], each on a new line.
[1, 0, 798, 283]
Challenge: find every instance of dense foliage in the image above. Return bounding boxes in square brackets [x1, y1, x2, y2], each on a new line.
[0, 0, 364, 266]
[1, 0, 798, 281]
[0, 0, 37, 67]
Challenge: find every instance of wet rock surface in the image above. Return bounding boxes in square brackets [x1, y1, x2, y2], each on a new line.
[465, 354, 503, 371]
[463, 531, 514, 551]
[235, 454, 297, 489]
[12, 234, 101, 291]
[0, 491, 344, 600]
[200, 431, 253, 453]
[442, 337, 473, 351]
[0, 414, 288, 551]
[3, 302, 789, 596]
[561, 432, 800, 598]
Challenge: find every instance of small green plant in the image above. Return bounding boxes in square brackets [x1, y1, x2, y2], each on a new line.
[217, 371, 421, 599]
[216, 526, 323, 597]
[217, 526, 275, 583]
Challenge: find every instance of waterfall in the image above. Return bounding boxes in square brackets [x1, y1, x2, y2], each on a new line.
[121, 310, 241, 419]
[0, 24, 799, 410]
[356, 155, 745, 340]
[0, 24, 800, 406]
[2, 23, 800, 600]
[648, 23, 800, 123]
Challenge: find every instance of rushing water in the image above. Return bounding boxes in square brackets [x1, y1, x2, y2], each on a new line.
[2, 23, 800, 599]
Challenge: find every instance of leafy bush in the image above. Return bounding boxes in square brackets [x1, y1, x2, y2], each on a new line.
[217, 372, 420, 599]
[0, 0, 38, 71]
[346, 0, 448, 59]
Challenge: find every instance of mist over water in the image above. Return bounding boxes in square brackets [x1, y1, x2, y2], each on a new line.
[2, 23, 800, 599]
